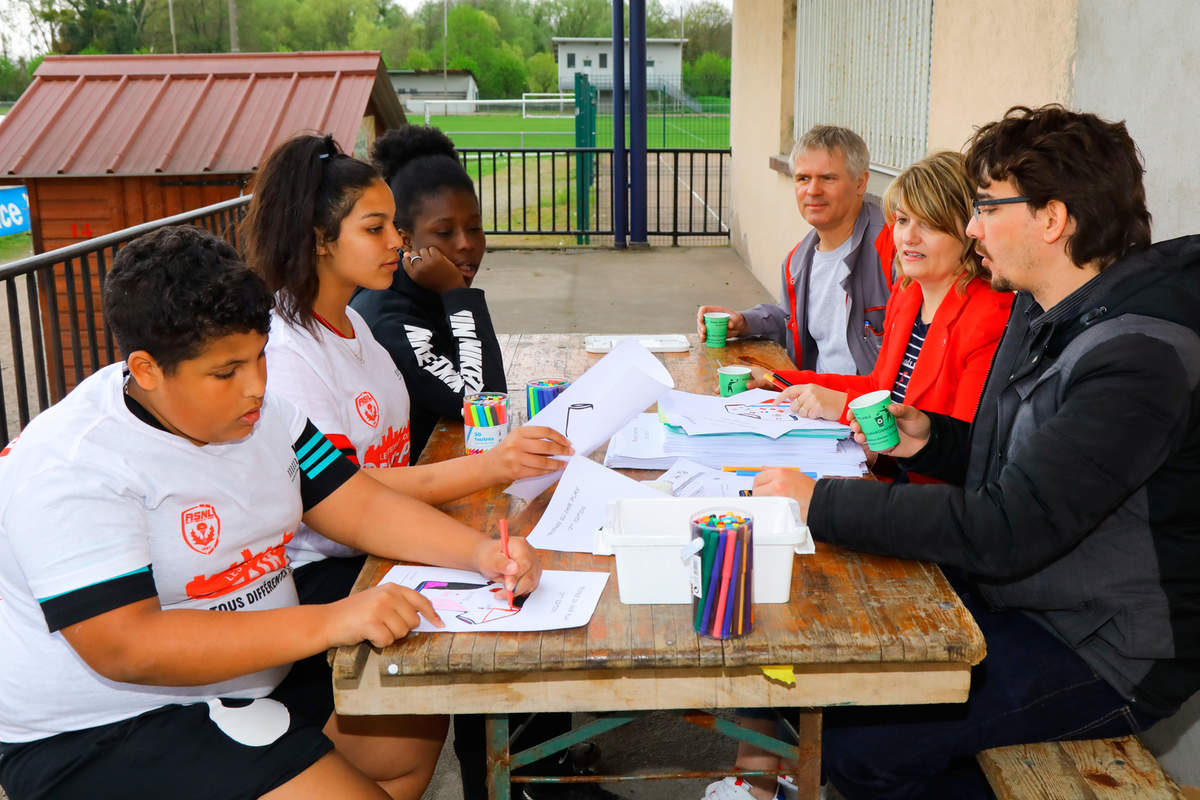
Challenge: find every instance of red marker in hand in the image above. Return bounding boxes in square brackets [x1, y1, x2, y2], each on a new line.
[499, 518, 515, 611]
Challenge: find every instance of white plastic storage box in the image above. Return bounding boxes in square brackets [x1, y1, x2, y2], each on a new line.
[599, 496, 812, 605]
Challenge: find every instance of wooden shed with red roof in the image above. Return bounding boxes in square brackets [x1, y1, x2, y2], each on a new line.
[0, 50, 405, 254]
[0, 51, 404, 394]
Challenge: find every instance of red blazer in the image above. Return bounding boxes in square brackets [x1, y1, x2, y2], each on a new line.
[777, 276, 1014, 425]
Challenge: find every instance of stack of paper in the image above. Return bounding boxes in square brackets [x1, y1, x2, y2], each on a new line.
[605, 413, 867, 477]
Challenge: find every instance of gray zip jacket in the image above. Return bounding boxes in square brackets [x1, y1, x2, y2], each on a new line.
[739, 198, 892, 372]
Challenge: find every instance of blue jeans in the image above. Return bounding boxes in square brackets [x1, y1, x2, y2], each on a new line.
[821, 583, 1159, 800]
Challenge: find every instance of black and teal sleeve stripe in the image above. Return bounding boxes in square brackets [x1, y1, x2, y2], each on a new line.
[294, 420, 359, 511]
[40, 566, 157, 632]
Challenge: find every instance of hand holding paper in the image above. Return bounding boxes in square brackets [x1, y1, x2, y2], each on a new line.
[506, 339, 675, 501]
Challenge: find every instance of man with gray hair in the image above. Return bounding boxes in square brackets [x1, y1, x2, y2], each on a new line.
[698, 125, 894, 373]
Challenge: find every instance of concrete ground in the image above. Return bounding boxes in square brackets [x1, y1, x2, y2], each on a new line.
[477, 245, 773, 336]
[419, 246, 779, 800]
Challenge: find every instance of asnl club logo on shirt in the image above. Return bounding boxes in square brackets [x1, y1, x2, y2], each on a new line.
[355, 391, 380, 427]
[187, 530, 294, 603]
[181, 504, 221, 554]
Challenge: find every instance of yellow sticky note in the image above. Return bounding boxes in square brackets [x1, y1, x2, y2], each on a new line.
[761, 665, 795, 685]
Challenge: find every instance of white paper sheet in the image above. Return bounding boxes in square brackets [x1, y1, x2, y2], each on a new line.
[658, 388, 850, 438]
[657, 458, 755, 497]
[380, 565, 610, 633]
[506, 339, 675, 501]
[526, 455, 664, 552]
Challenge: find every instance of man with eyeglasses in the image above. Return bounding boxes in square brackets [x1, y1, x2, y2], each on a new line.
[752, 105, 1200, 798]
[697, 125, 895, 375]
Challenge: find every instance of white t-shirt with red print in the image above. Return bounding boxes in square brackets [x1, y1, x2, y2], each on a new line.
[0, 364, 356, 742]
[266, 306, 413, 568]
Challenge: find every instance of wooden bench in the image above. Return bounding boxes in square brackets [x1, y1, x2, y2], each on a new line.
[978, 735, 1185, 799]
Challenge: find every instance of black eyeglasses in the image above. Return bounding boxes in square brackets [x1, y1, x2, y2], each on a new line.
[973, 196, 1030, 218]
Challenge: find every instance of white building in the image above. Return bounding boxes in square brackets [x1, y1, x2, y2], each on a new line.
[388, 69, 479, 113]
[551, 38, 686, 92]
[728, 1, 1200, 783]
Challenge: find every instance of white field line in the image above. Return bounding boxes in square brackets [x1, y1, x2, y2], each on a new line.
[663, 118, 706, 145]
[656, 153, 729, 232]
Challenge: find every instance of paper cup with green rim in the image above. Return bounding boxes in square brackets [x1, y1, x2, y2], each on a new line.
[847, 390, 900, 451]
[703, 312, 731, 347]
[717, 365, 752, 397]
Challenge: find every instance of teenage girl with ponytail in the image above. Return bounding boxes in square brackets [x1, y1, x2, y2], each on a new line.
[240, 134, 572, 799]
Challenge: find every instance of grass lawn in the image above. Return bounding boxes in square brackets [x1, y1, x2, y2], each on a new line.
[428, 111, 729, 150]
[0, 232, 32, 266]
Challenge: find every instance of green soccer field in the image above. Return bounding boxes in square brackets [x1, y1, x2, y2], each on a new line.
[425, 111, 729, 150]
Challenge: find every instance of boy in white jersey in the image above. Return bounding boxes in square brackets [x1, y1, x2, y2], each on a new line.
[0, 226, 540, 800]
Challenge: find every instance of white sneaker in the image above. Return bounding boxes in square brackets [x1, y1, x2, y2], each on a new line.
[702, 776, 785, 800]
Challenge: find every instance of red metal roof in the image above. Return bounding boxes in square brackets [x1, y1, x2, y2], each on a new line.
[0, 52, 406, 178]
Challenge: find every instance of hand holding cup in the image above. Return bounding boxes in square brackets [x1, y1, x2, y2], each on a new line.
[696, 305, 747, 343]
[846, 397, 932, 458]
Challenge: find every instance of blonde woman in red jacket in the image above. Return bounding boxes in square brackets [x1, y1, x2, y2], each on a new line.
[760, 151, 1012, 455]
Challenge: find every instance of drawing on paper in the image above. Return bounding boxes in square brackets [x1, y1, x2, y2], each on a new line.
[564, 402, 595, 438]
[723, 402, 800, 423]
[414, 580, 526, 625]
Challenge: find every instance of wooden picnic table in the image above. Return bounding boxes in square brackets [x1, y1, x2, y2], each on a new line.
[332, 333, 986, 799]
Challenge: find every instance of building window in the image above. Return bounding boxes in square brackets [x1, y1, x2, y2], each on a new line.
[600, 53, 608, 69]
[793, 0, 933, 172]
[567, 53, 576, 68]
[584, 58, 592, 67]
[646, 59, 655, 67]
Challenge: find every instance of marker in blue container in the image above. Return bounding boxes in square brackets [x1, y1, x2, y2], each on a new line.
[526, 378, 570, 419]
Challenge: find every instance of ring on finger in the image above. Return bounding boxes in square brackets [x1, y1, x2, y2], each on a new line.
[409, 254, 423, 264]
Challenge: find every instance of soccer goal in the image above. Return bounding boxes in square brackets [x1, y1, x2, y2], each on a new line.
[520, 93, 575, 119]
[421, 97, 576, 124]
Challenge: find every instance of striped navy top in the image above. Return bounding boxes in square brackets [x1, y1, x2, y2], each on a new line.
[891, 317, 930, 403]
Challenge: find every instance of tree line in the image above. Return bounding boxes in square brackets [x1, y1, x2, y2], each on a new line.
[0, 0, 731, 101]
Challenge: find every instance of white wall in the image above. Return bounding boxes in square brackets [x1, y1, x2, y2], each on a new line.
[926, 0, 1077, 153]
[1072, 0, 1200, 242]
[555, 41, 685, 91]
[728, 0, 801, 298]
[1075, 5, 1200, 785]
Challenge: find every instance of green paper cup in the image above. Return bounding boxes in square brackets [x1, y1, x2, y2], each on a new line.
[717, 365, 752, 397]
[703, 312, 730, 348]
[848, 390, 900, 451]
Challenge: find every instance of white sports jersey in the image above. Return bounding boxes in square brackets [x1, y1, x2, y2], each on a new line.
[0, 364, 349, 742]
[266, 306, 412, 568]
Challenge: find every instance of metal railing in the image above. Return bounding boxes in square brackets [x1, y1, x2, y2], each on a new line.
[460, 146, 730, 245]
[0, 146, 729, 442]
[0, 196, 248, 444]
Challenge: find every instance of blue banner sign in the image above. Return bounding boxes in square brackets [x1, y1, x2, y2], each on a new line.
[0, 186, 30, 236]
